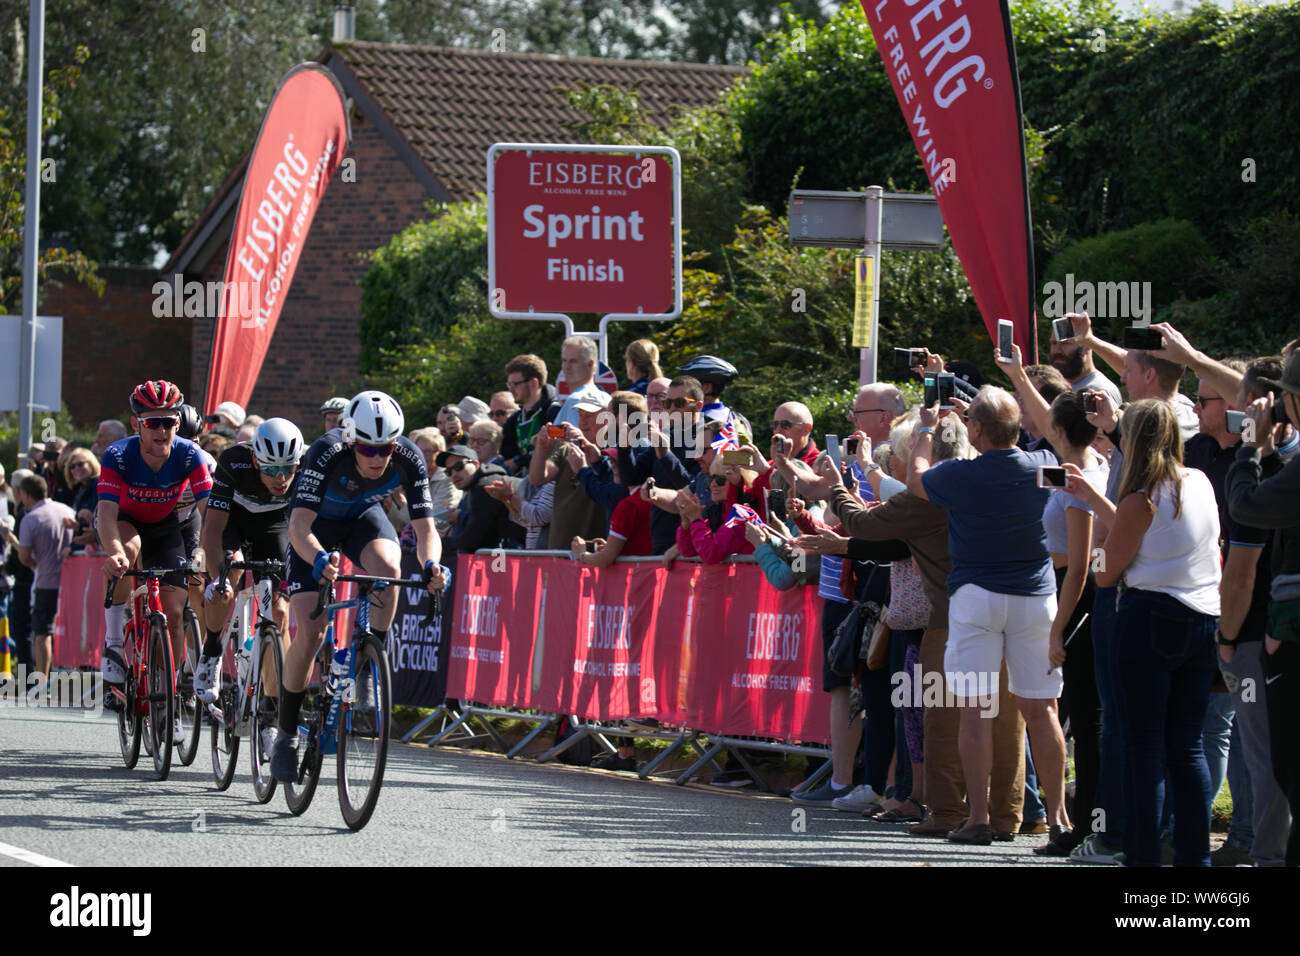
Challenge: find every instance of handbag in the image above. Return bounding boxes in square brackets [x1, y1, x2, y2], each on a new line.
[827, 597, 883, 678]
[866, 615, 891, 671]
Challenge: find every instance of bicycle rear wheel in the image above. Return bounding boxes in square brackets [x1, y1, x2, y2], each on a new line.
[147, 615, 175, 781]
[250, 625, 282, 803]
[284, 647, 325, 816]
[176, 607, 203, 766]
[337, 636, 391, 831]
[117, 654, 141, 770]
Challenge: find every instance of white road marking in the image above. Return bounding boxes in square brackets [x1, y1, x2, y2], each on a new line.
[0, 840, 73, 867]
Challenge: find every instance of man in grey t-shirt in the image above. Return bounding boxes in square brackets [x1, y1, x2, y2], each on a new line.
[1049, 318, 1123, 408]
[13, 473, 74, 677]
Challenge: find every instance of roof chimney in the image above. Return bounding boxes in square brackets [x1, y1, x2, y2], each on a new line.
[333, 5, 355, 42]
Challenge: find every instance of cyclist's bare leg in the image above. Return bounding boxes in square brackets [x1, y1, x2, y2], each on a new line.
[358, 538, 402, 634]
[284, 591, 327, 694]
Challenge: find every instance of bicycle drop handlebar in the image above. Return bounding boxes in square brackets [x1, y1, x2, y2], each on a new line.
[309, 571, 446, 625]
[103, 562, 203, 608]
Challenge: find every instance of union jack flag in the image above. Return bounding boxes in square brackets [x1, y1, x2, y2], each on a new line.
[723, 502, 762, 529]
[710, 418, 739, 452]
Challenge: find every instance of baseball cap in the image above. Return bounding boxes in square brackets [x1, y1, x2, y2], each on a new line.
[573, 390, 612, 412]
[436, 444, 479, 467]
[210, 401, 246, 428]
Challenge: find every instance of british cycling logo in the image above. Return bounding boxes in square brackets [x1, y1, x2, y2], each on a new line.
[0, 666, 103, 717]
[49, 886, 151, 936]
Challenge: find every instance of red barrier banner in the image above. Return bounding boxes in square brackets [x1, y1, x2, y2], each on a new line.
[860, 0, 1037, 359]
[448, 554, 551, 708]
[693, 565, 828, 743]
[51, 555, 108, 669]
[205, 63, 350, 412]
[446, 555, 828, 742]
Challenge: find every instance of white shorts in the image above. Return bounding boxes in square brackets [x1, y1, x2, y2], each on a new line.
[945, 583, 1062, 700]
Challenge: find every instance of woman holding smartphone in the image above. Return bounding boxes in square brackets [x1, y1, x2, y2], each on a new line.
[1002, 345, 1107, 852]
[1064, 399, 1221, 867]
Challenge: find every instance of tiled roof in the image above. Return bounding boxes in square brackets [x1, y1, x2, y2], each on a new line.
[327, 41, 746, 201]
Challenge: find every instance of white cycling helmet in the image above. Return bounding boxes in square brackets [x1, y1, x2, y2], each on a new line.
[345, 390, 404, 445]
[252, 418, 304, 469]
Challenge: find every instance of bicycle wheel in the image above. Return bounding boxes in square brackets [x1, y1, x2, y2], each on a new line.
[283, 698, 324, 816]
[117, 652, 141, 770]
[176, 607, 203, 766]
[250, 624, 282, 804]
[147, 615, 175, 781]
[337, 635, 391, 831]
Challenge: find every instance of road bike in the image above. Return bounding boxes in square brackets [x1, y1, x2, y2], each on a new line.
[207, 558, 286, 803]
[283, 569, 442, 831]
[104, 562, 200, 781]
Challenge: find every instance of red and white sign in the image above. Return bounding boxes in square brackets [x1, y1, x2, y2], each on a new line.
[488, 145, 679, 316]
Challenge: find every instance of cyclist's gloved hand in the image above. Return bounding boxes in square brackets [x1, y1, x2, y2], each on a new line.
[204, 578, 232, 602]
[313, 549, 340, 583]
[424, 560, 452, 593]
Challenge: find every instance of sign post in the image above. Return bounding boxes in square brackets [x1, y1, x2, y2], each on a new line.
[789, 188, 944, 385]
[488, 143, 682, 363]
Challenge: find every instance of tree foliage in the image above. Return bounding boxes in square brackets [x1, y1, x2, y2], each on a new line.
[0, 41, 101, 313]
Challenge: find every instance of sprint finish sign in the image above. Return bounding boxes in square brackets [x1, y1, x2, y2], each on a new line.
[488, 144, 682, 318]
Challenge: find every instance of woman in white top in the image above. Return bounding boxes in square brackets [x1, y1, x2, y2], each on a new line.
[1065, 398, 1221, 867]
[1004, 344, 1109, 854]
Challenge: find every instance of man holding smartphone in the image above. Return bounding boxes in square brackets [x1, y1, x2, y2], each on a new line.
[1050, 313, 1123, 409]
[907, 386, 1068, 845]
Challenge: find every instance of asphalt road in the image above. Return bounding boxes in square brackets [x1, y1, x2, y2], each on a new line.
[1, 703, 1074, 867]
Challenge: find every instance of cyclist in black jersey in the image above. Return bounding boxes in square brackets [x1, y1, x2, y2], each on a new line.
[270, 390, 446, 780]
[193, 418, 303, 703]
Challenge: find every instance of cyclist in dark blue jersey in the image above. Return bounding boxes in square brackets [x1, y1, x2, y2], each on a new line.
[270, 390, 446, 779]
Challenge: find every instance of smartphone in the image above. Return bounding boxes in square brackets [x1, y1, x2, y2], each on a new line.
[997, 319, 1015, 363]
[1052, 316, 1073, 342]
[546, 424, 566, 439]
[1225, 410, 1247, 435]
[936, 372, 956, 408]
[1082, 390, 1099, 414]
[1037, 465, 1068, 489]
[845, 437, 861, 456]
[722, 449, 751, 466]
[586, 541, 600, 553]
[1122, 325, 1164, 350]
[893, 347, 927, 370]
[767, 488, 787, 523]
[825, 434, 842, 473]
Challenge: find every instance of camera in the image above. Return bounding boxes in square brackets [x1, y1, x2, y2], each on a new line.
[893, 347, 927, 370]
[1121, 326, 1164, 351]
[1051, 316, 1073, 342]
[845, 437, 861, 456]
[545, 424, 566, 440]
[1082, 390, 1100, 414]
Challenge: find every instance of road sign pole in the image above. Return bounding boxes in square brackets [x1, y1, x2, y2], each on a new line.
[862, 186, 884, 387]
[19, 0, 45, 462]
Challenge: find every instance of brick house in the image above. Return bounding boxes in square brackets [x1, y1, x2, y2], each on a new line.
[122, 42, 741, 432]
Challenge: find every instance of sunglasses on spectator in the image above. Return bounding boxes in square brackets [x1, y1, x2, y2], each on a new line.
[667, 397, 700, 409]
[710, 474, 728, 486]
[355, 442, 396, 458]
[142, 417, 179, 431]
[770, 419, 805, 430]
[849, 407, 890, 417]
[491, 409, 512, 420]
[506, 377, 531, 388]
[260, 464, 295, 477]
[448, 461, 470, 474]
[1194, 395, 1223, 407]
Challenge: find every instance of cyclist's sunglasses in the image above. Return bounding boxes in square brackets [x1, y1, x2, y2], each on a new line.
[260, 464, 296, 477]
[142, 416, 179, 430]
[355, 442, 396, 458]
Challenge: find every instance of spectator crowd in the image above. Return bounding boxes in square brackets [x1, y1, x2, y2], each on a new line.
[8, 321, 1300, 869]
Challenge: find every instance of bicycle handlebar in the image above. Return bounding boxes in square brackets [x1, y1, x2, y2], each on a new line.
[308, 572, 446, 623]
[103, 562, 203, 608]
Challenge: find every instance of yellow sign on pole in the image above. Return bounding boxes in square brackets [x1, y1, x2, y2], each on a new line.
[853, 255, 874, 348]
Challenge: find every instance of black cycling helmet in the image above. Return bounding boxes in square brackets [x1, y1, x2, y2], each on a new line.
[176, 403, 204, 440]
[678, 355, 738, 394]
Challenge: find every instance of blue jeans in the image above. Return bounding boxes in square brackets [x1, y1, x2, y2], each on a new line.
[1024, 733, 1046, 821]
[1225, 715, 1254, 851]
[1091, 585, 1125, 846]
[1115, 588, 1218, 867]
[1162, 691, 1235, 838]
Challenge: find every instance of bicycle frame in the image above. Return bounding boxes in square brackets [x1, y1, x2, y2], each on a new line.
[113, 575, 169, 717]
[209, 568, 279, 734]
[314, 588, 377, 756]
